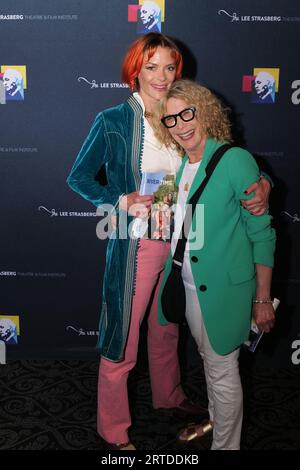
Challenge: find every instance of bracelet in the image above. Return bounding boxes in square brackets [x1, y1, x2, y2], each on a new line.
[253, 299, 273, 304]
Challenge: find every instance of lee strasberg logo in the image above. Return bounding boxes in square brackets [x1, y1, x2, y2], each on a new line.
[218, 9, 281, 22]
[218, 9, 300, 23]
[0, 146, 38, 153]
[281, 211, 300, 223]
[0, 65, 27, 104]
[77, 77, 128, 90]
[66, 326, 99, 337]
[0, 14, 77, 21]
[38, 205, 98, 217]
[0, 270, 66, 278]
[242, 68, 280, 104]
[128, 0, 165, 34]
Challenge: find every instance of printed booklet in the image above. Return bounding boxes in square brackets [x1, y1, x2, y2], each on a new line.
[132, 172, 178, 241]
[243, 298, 280, 352]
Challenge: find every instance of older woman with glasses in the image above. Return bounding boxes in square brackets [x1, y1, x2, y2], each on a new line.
[155, 79, 276, 450]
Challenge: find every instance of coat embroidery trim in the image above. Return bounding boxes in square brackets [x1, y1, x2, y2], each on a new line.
[120, 95, 144, 355]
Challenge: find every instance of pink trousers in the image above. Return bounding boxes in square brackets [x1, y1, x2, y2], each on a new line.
[97, 239, 185, 444]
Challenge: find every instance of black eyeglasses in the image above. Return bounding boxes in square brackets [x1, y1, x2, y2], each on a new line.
[161, 107, 196, 128]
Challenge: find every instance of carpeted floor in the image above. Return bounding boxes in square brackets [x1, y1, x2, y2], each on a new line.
[0, 351, 299, 451]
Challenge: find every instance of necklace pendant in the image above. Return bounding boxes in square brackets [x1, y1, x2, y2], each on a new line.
[184, 182, 189, 192]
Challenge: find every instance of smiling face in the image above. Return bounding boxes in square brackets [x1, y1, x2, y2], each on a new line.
[137, 46, 177, 111]
[165, 97, 206, 161]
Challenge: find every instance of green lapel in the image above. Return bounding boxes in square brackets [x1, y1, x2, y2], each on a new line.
[175, 154, 188, 185]
[186, 138, 224, 203]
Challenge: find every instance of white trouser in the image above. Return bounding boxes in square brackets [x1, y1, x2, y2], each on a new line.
[184, 281, 243, 450]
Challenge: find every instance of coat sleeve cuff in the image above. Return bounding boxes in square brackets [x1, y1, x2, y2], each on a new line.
[253, 241, 275, 267]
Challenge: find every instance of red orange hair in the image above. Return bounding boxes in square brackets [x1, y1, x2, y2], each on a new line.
[122, 33, 183, 91]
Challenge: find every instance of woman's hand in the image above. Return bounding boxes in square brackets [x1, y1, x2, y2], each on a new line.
[253, 303, 275, 333]
[241, 177, 271, 215]
[119, 192, 153, 217]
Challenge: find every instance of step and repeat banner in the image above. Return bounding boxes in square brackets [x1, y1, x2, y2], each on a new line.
[0, 0, 299, 367]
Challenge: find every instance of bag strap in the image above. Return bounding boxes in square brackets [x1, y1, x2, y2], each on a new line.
[172, 144, 232, 268]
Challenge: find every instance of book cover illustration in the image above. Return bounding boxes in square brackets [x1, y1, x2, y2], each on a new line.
[132, 172, 178, 241]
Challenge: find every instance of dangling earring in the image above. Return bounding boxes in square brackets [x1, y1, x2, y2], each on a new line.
[130, 77, 138, 91]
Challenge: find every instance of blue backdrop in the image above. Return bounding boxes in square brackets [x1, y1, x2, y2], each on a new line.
[0, 0, 299, 367]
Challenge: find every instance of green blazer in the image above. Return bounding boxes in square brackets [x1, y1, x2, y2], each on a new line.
[158, 138, 276, 355]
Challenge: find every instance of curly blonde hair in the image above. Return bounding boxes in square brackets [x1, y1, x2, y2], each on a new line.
[154, 79, 233, 154]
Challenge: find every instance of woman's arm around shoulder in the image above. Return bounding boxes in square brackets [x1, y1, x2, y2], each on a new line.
[227, 147, 276, 267]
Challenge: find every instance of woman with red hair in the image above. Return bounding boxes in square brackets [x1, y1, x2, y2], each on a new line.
[67, 33, 270, 450]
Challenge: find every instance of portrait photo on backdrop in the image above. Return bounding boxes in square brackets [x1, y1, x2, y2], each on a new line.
[0, 318, 18, 344]
[2, 68, 24, 101]
[252, 71, 276, 104]
[137, 1, 162, 34]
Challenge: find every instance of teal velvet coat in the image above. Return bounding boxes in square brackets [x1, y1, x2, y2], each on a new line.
[67, 96, 147, 361]
[158, 138, 276, 355]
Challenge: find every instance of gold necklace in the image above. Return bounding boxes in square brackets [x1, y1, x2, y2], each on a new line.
[183, 156, 203, 192]
[144, 110, 153, 119]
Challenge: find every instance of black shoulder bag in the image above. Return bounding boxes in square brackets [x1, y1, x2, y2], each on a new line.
[161, 144, 232, 324]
